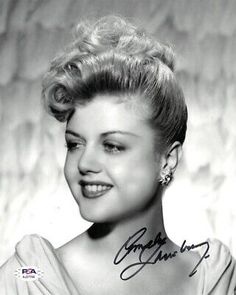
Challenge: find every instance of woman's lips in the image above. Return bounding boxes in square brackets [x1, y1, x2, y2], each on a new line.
[81, 185, 112, 198]
[79, 180, 113, 198]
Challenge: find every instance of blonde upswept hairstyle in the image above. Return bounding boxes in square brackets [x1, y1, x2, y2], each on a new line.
[42, 15, 187, 150]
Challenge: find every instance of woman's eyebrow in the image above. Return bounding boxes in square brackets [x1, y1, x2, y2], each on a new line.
[101, 131, 140, 138]
[65, 129, 140, 139]
[65, 130, 84, 139]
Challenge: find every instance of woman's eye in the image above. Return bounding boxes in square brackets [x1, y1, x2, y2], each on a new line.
[65, 141, 84, 151]
[104, 142, 125, 154]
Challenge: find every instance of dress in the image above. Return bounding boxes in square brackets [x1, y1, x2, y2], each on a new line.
[0, 234, 235, 294]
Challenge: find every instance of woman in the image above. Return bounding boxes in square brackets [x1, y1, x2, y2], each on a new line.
[0, 15, 235, 294]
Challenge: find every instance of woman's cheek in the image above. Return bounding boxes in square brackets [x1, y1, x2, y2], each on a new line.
[107, 160, 131, 183]
[64, 157, 76, 184]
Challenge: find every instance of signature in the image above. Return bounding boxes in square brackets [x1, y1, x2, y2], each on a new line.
[113, 227, 210, 280]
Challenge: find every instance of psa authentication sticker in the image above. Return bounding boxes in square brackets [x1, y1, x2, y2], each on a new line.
[14, 266, 44, 281]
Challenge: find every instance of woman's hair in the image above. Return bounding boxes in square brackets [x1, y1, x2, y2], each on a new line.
[42, 15, 187, 150]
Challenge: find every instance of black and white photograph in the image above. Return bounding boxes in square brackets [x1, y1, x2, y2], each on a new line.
[0, 0, 236, 294]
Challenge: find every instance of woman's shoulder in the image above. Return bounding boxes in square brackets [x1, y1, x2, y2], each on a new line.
[199, 238, 235, 271]
[0, 234, 51, 267]
[197, 238, 236, 294]
[16, 233, 53, 252]
[0, 234, 79, 294]
[0, 234, 56, 279]
[54, 231, 91, 266]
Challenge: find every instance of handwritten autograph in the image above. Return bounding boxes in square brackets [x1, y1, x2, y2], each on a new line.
[113, 227, 210, 280]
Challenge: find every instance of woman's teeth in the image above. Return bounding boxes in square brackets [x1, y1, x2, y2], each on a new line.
[84, 185, 111, 192]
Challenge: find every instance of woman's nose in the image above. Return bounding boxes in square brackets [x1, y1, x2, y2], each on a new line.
[77, 147, 102, 174]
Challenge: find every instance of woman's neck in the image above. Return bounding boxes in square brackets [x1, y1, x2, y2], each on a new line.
[86, 196, 171, 255]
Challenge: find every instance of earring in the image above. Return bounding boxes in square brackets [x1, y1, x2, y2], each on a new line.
[159, 170, 173, 186]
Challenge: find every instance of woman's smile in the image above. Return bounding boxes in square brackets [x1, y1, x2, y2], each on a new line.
[81, 186, 112, 198]
[79, 180, 113, 198]
[64, 94, 163, 222]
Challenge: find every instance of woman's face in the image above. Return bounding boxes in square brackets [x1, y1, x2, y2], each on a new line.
[64, 94, 163, 223]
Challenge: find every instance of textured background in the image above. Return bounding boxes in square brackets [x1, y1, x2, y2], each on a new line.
[0, 0, 236, 265]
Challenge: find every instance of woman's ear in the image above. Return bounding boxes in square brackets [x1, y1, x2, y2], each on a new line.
[160, 141, 182, 173]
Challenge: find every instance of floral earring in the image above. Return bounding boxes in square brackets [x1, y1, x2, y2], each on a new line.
[159, 170, 173, 186]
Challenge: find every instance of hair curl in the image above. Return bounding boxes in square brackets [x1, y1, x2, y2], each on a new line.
[42, 15, 187, 150]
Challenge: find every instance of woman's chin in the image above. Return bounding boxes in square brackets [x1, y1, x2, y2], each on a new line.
[79, 208, 110, 223]
[79, 206, 123, 224]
